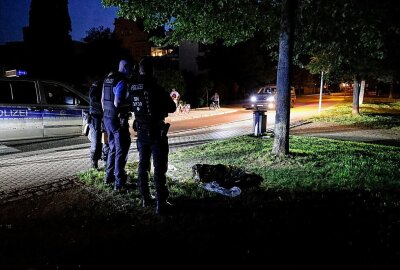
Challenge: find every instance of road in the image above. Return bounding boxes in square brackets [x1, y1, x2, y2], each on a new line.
[169, 94, 344, 133]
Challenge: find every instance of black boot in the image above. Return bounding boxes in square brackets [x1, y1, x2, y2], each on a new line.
[91, 160, 98, 169]
[142, 195, 155, 207]
[103, 176, 114, 185]
[156, 200, 172, 215]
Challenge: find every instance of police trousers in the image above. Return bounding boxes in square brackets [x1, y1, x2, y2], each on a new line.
[89, 114, 109, 163]
[104, 116, 131, 189]
[136, 126, 169, 202]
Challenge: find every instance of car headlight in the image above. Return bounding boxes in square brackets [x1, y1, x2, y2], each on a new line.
[267, 96, 275, 102]
[250, 96, 257, 102]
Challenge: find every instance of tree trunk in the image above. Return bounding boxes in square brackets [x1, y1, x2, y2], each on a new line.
[352, 77, 360, 115]
[359, 79, 365, 105]
[389, 77, 394, 99]
[272, 0, 296, 156]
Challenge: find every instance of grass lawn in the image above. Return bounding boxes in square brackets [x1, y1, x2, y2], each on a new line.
[168, 135, 400, 191]
[79, 134, 400, 198]
[311, 101, 400, 129]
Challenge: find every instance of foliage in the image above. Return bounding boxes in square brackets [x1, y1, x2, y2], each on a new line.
[154, 69, 185, 96]
[294, 0, 397, 82]
[103, 0, 278, 47]
[77, 169, 109, 192]
[102, 0, 400, 85]
[83, 26, 114, 43]
[376, 0, 400, 82]
[77, 160, 212, 203]
[197, 73, 214, 102]
[180, 72, 215, 107]
[200, 38, 276, 98]
[292, 0, 400, 115]
[107, 0, 396, 82]
[80, 25, 131, 79]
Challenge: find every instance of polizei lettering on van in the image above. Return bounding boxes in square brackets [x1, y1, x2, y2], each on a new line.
[0, 107, 29, 118]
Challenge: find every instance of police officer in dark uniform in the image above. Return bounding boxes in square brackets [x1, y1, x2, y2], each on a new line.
[88, 77, 109, 169]
[130, 57, 176, 214]
[101, 60, 132, 191]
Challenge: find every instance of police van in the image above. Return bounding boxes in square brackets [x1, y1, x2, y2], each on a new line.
[0, 77, 89, 142]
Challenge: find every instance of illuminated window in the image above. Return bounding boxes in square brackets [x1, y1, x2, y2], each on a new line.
[151, 47, 172, 57]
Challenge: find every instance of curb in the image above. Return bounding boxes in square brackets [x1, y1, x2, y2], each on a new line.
[0, 178, 75, 205]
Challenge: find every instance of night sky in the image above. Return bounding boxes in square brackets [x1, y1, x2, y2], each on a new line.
[0, 0, 118, 45]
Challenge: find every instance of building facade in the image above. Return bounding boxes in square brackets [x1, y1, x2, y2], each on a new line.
[113, 18, 152, 63]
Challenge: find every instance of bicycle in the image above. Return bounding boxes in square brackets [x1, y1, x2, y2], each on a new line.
[209, 101, 220, 110]
[177, 102, 191, 114]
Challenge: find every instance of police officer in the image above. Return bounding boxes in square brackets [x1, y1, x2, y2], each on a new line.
[88, 76, 109, 169]
[130, 57, 176, 214]
[101, 60, 132, 191]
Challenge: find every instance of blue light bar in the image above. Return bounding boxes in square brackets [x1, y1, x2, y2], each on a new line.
[16, 70, 28, 76]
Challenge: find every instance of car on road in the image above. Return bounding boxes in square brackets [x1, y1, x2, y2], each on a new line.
[247, 84, 296, 110]
[0, 77, 89, 142]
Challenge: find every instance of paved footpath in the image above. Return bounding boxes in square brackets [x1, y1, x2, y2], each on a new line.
[0, 107, 244, 204]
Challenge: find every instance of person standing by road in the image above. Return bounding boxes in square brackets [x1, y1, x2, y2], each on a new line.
[101, 60, 132, 191]
[130, 57, 176, 215]
[170, 88, 180, 109]
[210, 92, 220, 109]
[88, 75, 109, 169]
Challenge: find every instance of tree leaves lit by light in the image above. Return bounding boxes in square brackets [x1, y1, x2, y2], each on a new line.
[102, 0, 273, 47]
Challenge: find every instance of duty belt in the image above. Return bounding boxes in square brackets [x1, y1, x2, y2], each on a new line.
[136, 121, 164, 131]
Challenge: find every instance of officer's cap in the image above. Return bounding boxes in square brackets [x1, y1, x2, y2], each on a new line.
[119, 59, 132, 76]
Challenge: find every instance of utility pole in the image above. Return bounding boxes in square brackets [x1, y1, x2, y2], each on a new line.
[318, 71, 324, 113]
[206, 88, 209, 107]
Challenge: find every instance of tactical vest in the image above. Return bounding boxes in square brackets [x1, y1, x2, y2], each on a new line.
[130, 82, 152, 121]
[89, 81, 102, 115]
[102, 73, 129, 118]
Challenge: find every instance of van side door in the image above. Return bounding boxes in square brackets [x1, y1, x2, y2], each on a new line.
[0, 80, 44, 141]
[39, 81, 88, 137]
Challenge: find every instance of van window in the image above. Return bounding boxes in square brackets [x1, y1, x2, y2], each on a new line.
[0, 81, 38, 104]
[0, 81, 12, 103]
[42, 82, 88, 106]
